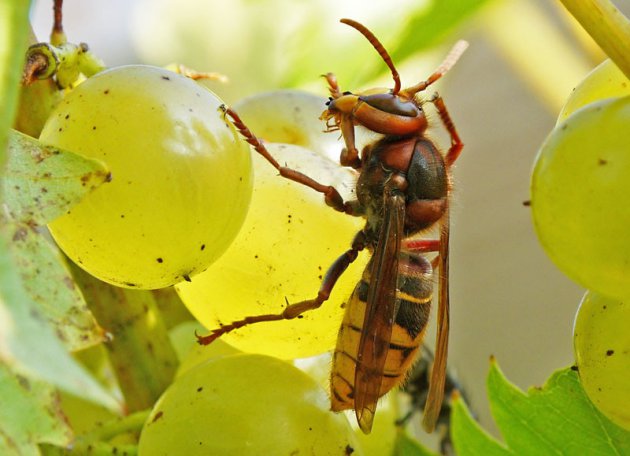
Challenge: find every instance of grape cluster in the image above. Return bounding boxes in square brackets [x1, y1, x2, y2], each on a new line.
[531, 59, 630, 429]
[41, 65, 253, 289]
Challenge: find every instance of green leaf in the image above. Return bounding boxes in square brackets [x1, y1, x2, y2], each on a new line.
[283, 1, 490, 91]
[453, 360, 630, 456]
[3, 129, 110, 225]
[489, 362, 630, 455]
[391, 0, 492, 65]
[0, 0, 31, 161]
[9, 221, 105, 350]
[0, 363, 72, 456]
[452, 391, 514, 456]
[0, 228, 120, 412]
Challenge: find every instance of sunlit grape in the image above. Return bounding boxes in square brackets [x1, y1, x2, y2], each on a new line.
[176, 89, 366, 360]
[573, 291, 630, 430]
[177, 142, 368, 359]
[531, 97, 630, 300]
[138, 354, 363, 455]
[232, 89, 342, 161]
[558, 59, 630, 122]
[169, 320, 240, 377]
[41, 65, 252, 289]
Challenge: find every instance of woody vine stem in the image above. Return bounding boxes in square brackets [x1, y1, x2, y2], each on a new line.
[559, 0, 630, 79]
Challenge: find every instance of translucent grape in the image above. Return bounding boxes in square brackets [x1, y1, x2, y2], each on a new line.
[176, 91, 367, 359]
[558, 59, 630, 122]
[168, 320, 240, 377]
[573, 291, 630, 430]
[177, 142, 368, 359]
[231, 89, 342, 161]
[531, 97, 630, 300]
[41, 65, 252, 289]
[138, 354, 362, 455]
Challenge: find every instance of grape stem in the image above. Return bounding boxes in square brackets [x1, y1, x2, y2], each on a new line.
[559, 0, 630, 80]
[79, 409, 150, 442]
[70, 265, 179, 412]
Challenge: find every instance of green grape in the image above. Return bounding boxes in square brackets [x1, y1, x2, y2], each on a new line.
[573, 291, 630, 430]
[138, 354, 363, 455]
[531, 97, 630, 300]
[232, 90, 342, 161]
[176, 91, 367, 360]
[558, 59, 630, 122]
[177, 141, 368, 360]
[40, 65, 252, 289]
[168, 320, 240, 377]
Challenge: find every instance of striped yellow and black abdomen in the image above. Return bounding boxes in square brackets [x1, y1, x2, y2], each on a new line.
[331, 252, 433, 411]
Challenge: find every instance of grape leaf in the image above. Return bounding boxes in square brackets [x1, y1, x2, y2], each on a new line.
[451, 392, 514, 456]
[9, 222, 105, 350]
[452, 359, 630, 456]
[0, 363, 72, 456]
[1, 129, 109, 350]
[0, 229, 120, 412]
[390, 0, 490, 65]
[3, 129, 111, 225]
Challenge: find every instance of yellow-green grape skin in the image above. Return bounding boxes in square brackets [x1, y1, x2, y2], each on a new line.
[40, 65, 252, 289]
[558, 59, 630, 123]
[168, 320, 240, 377]
[573, 291, 630, 430]
[232, 90, 342, 162]
[138, 354, 363, 456]
[531, 97, 630, 300]
[177, 142, 368, 359]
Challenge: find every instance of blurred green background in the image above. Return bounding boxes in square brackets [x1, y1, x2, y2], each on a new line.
[29, 0, 620, 438]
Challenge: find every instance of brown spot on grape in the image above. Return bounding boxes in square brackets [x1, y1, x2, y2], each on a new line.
[151, 411, 164, 423]
[598, 158, 608, 166]
[92, 126, 97, 130]
[197, 386, 203, 392]
[200, 244, 206, 251]
[157, 257, 163, 263]
[183, 274, 192, 282]
[65, 114, 70, 119]
[104, 89, 110, 94]
[606, 349, 614, 356]
[162, 75, 171, 81]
